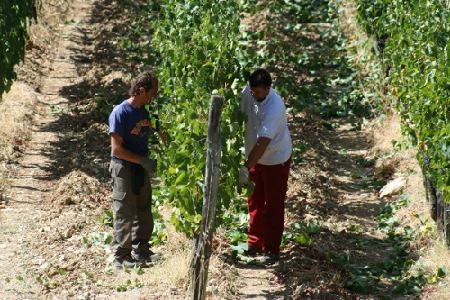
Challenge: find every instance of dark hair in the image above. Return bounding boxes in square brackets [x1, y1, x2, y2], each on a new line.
[249, 68, 272, 88]
[129, 72, 158, 96]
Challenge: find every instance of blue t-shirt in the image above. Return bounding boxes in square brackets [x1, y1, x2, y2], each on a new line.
[108, 100, 151, 157]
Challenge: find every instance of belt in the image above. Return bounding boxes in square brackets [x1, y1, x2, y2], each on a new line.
[111, 157, 140, 167]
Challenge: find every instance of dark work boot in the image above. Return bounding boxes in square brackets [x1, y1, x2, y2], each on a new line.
[133, 249, 161, 264]
[244, 246, 263, 257]
[258, 253, 280, 266]
[113, 254, 147, 270]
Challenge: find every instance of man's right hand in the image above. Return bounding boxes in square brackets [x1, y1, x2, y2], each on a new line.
[139, 157, 157, 175]
[248, 167, 257, 183]
[239, 166, 249, 186]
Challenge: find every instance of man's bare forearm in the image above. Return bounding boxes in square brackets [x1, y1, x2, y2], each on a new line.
[112, 144, 143, 164]
[111, 134, 143, 164]
[246, 137, 271, 169]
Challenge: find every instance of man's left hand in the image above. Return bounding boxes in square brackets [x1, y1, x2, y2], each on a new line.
[239, 166, 249, 185]
[158, 131, 169, 145]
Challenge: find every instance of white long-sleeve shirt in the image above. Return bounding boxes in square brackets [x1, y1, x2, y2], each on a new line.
[240, 86, 292, 165]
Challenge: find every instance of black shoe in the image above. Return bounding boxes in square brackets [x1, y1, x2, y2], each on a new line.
[114, 254, 147, 270]
[133, 249, 161, 264]
[244, 247, 262, 257]
[257, 253, 280, 266]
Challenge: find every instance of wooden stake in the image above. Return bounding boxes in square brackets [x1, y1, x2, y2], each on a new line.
[188, 95, 224, 300]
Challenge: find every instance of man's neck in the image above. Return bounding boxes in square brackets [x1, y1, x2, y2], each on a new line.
[127, 97, 143, 108]
[256, 92, 270, 103]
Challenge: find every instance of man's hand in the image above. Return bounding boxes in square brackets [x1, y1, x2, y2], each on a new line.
[139, 157, 157, 175]
[239, 166, 249, 186]
[248, 167, 257, 183]
[158, 130, 169, 146]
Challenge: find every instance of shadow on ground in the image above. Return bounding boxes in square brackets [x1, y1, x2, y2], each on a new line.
[38, 0, 147, 181]
[224, 0, 425, 299]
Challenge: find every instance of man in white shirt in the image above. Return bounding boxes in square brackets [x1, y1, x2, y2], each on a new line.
[241, 68, 292, 261]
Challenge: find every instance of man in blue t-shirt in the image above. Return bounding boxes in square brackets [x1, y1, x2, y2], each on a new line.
[108, 72, 167, 270]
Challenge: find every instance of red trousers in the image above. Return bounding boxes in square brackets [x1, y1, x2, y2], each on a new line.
[248, 158, 291, 254]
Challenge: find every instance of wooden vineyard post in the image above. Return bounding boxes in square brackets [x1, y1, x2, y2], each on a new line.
[188, 95, 224, 300]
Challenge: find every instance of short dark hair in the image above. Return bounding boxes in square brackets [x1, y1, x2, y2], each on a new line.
[129, 72, 158, 96]
[249, 68, 272, 88]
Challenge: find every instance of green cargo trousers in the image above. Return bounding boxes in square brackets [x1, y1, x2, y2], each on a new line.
[110, 159, 154, 259]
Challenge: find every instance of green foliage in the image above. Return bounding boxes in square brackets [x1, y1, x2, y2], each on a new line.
[99, 210, 113, 228]
[244, 0, 382, 118]
[124, 0, 383, 236]
[151, 205, 167, 246]
[0, 0, 35, 96]
[116, 278, 142, 292]
[330, 195, 444, 296]
[283, 221, 324, 247]
[82, 232, 113, 249]
[140, 0, 250, 236]
[355, 0, 450, 201]
[231, 241, 248, 255]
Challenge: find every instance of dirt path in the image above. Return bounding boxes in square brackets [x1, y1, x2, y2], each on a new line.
[232, 4, 443, 292]
[1, 0, 445, 299]
[2, 1, 190, 298]
[234, 119, 380, 299]
[0, 1, 95, 298]
[237, 266, 289, 299]
[233, 2, 385, 298]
